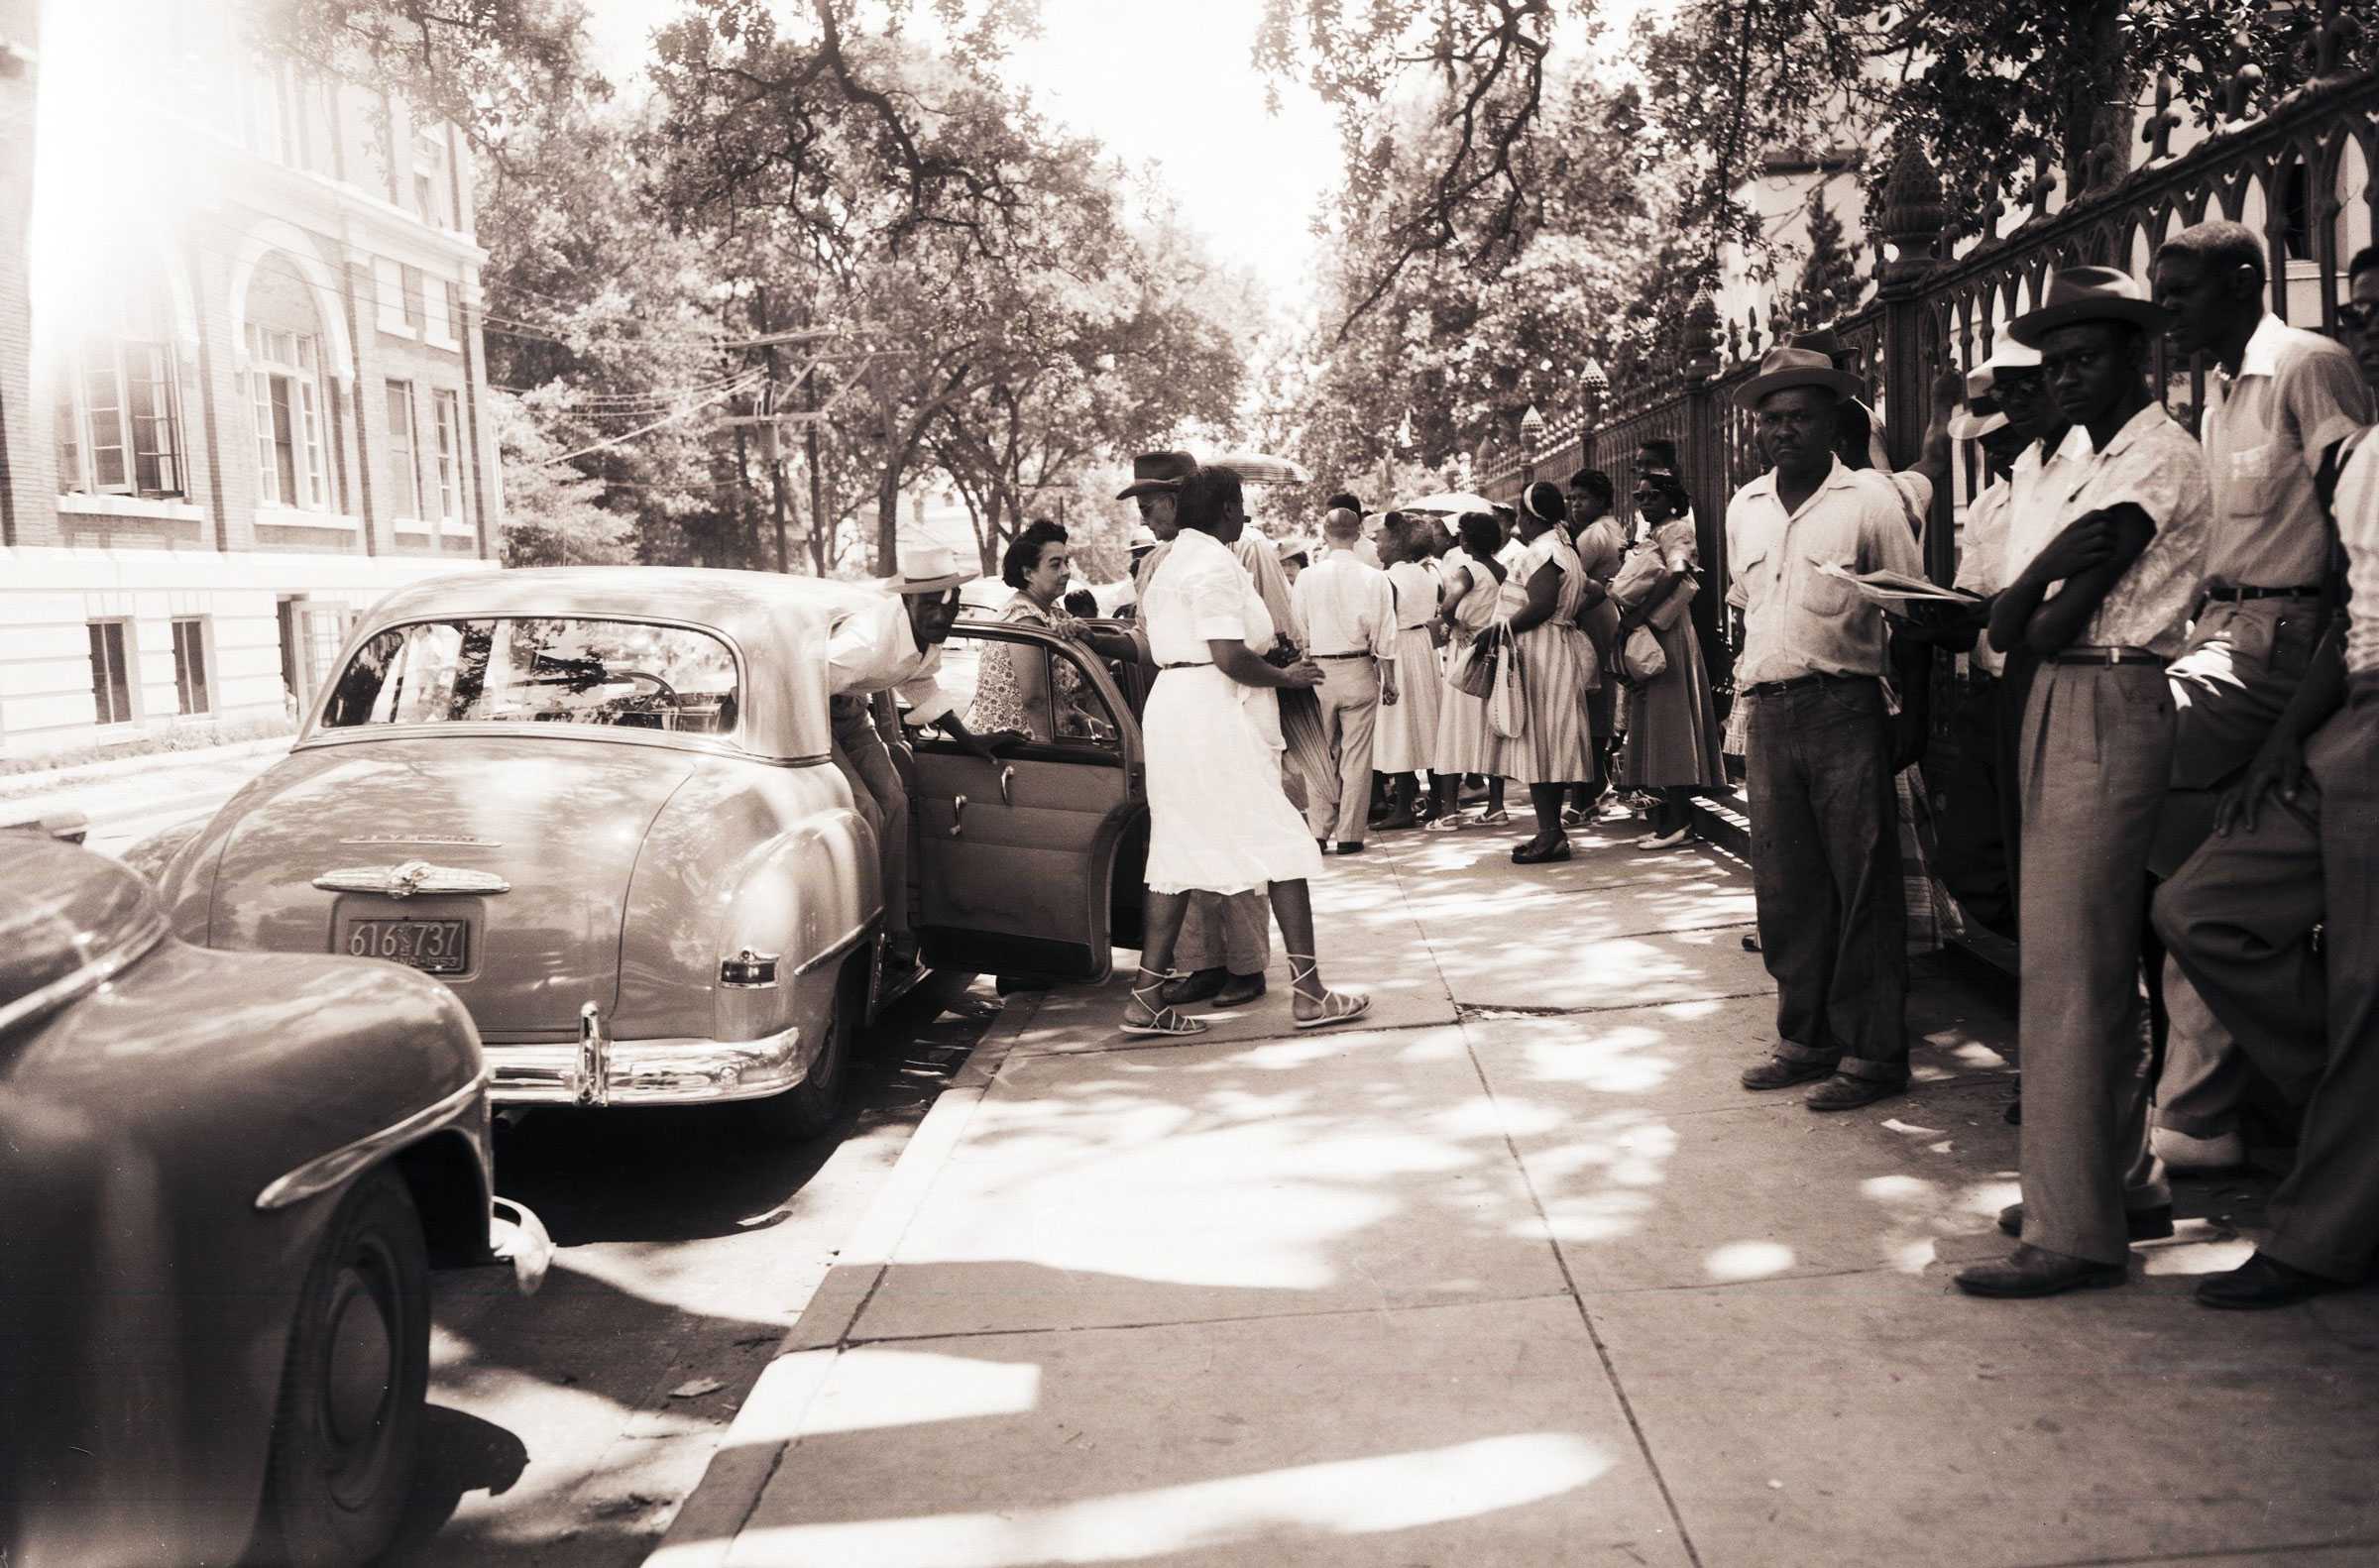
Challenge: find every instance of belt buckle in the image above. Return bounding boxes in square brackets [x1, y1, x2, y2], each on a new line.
[2103, 646, 2121, 666]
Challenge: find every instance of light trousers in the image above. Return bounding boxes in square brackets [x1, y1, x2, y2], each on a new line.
[831, 697, 909, 941]
[1305, 658, 1381, 843]
[1176, 890, 1272, 974]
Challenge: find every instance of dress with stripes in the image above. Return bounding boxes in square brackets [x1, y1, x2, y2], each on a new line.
[1495, 528, 1599, 786]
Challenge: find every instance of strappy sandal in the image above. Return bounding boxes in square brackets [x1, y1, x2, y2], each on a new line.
[1287, 953, 1370, 1031]
[1121, 968, 1209, 1038]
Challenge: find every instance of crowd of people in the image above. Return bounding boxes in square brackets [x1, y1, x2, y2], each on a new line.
[857, 219, 2379, 1315]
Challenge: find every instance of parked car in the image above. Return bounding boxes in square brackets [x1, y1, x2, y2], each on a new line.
[132, 568, 1153, 1134]
[0, 836, 547, 1568]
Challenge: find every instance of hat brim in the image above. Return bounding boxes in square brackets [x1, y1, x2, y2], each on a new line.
[1735, 365, 1866, 409]
[2006, 297, 2172, 347]
[1116, 478, 1185, 501]
[1947, 408, 2011, 441]
[888, 572, 971, 596]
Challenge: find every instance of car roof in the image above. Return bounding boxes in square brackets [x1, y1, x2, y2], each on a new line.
[363, 566, 886, 642]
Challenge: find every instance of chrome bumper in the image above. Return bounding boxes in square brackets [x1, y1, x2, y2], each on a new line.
[484, 1019, 805, 1108]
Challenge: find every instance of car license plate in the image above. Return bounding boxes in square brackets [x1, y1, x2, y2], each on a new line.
[344, 917, 471, 974]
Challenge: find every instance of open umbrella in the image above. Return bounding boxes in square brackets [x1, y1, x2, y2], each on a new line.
[1208, 451, 1311, 487]
[1395, 490, 1504, 516]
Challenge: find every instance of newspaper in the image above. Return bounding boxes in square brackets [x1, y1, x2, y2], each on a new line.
[1812, 561, 1981, 608]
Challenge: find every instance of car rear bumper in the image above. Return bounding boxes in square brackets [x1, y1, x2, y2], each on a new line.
[486, 1020, 804, 1108]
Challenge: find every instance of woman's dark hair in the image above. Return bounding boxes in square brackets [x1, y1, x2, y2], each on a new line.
[1636, 438, 1678, 471]
[1063, 588, 1099, 617]
[1002, 529, 1065, 590]
[1456, 510, 1503, 561]
[2350, 245, 2379, 281]
[1568, 468, 1614, 504]
[1522, 480, 1565, 525]
[1326, 490, 1363, 513]
[1640, 468, 1692, 516]
[1176, 466, 1246, 534]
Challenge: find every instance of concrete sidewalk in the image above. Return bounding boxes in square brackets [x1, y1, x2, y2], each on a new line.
[650, 815, 2379, 1568]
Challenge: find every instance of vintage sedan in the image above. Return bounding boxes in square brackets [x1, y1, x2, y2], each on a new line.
[1, 836, 547, 1568]
[137, 568, 1154, 1132]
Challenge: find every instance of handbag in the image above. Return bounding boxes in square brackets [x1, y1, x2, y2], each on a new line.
[1450, 633, 1499, 699]
[1487, 633, 1527, 738]
[1646, 572, 1699, 631]
[1620, 624, 1668, 682]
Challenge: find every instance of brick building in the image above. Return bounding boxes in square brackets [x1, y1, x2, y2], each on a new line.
[0, 0, 500, 758]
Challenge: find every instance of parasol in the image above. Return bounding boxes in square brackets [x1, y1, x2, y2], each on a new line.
[1395, 490, 1504, 516]
[1208, 452, 1311, 487]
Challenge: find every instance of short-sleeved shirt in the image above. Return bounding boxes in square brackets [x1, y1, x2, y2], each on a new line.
[2200, 313, 2373, 590]
[2336, 430, 2379, 677]
[1572, 517, 1626, 586]
[1144, 527, 1262, 664]
[1955, 476, 2014, 675]
[1387, 560, 1438, 630]
[1726, 457, 1923, 685]
[824, 592, 954, 727]
[2042, 401, 2211, 655]
[2000, 424, 2094, 584]
[1290, 548, 1398, 658]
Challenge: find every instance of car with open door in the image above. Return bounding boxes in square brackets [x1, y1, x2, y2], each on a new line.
[0, 835, 547, 1568]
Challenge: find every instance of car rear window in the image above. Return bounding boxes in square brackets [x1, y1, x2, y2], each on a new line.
[322, 618, 740, 735]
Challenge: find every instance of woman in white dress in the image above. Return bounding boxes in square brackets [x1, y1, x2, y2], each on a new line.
[1124, 467, 1371, 1038]
[1425, 510, 1510, 828]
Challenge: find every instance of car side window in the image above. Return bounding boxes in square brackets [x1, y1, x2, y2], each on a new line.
[932, 628, 1120, 756]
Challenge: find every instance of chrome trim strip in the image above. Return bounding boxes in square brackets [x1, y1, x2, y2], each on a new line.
[0, 907, 170, 1038]
[486, 1022, 806, 1106]
[313, 859, 511, 897]
[791, 920, 874, 978]
[254, 1073, 486, 1211]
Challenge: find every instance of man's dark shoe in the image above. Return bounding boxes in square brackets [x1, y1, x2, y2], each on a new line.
[2195, 1251, 2352, 1310]
[1375, 810, 1418, 831]
[1316, 839, 1332, 855]
[1511, 837, 1572, 864]
[1741, 1054, 1835, 1091]
[1160, 967, 1227, 1007]
[1954, 1244, 2126, 1298]
[1996, 1202, 2173, 1241]
[1211, 972, 1267, 1007]
[1804, 1072, 1904, 1112]
[1334, 840, 1365, 854]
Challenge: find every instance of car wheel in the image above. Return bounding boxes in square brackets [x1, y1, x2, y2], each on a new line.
[249, 1169, 429, 1567]
[744, 956, 862, 1142]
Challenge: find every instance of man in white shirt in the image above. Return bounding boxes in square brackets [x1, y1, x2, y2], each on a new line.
[1373, 513, 1442, 830]
[1958, 268, 2211, 1300]
[2143, 222, 2374, 1173]
[824, 544, 1017, 967]
[1291, 507, 1400, 850]
[1726, 347, 1927, 1115]
[2150, 244, 2379, 1308]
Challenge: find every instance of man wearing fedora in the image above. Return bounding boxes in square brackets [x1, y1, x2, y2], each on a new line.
[1957, 267, 2211, 1299]
[825, 542, 1021, 970]
[1727, 345, 1927, 1113]
[2139, 222, 2373, 1176]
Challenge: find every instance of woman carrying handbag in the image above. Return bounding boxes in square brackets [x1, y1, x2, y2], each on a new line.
[1498, 483, 1601, 863]
[1612, 465, 1725, 849]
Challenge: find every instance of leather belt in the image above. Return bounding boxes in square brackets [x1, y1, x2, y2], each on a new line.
[2051, 645, 2166, 667]
[1311, 651, 1371, 659]
[2202, 584, 2322, 604]
[1743, 672, 1873, 699]
[1158, 661, 1211, 670]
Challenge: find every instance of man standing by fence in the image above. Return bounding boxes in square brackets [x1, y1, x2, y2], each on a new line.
[2143, 221, 2374, 1173]
[1727, 345, 1926, 1113]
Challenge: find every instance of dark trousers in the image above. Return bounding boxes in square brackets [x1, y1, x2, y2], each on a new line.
[1745, 675, 1908, 1082]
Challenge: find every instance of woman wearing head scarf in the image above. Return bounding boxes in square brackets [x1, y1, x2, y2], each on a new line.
[1426, 510, 1511, 828]
[1612, 466, 1725, 848]
[1122, 467, 1371, 1037]
[1490, 482, 1601, 862]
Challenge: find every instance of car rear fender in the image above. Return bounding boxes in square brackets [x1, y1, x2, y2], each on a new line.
[392, 1126, 495, 1269]
[706, 804, 880, 1045]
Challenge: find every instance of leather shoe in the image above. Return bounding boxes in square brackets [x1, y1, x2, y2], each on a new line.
[1375, 811, 1417, 831]
[1160, 967, 1227, 1007]
[2194, 1251, 2350, 1310]
[1954, 1244, 2126, 1298]
[1741, 1054, 1835, 1091]
[1511, 838, 1572, 864]
[1804, 1072, 1904, 1112]
[1334, 840, 1366, 854]
[1996, 1202, 2173, 1241]
[1211, 972, 1267, 1007]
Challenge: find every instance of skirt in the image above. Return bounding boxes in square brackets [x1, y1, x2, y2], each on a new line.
[1618, 616, 1725, 789]
[1144, 665, 1326, 895]
[1373, 625, 1444, 772]
[1580, 600, 1621, 739]
[1504, 622, 1597, 785]
[1434, 640, 1504, 776]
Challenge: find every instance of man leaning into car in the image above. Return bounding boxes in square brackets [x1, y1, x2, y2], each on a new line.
[825, 543, 1018, 970]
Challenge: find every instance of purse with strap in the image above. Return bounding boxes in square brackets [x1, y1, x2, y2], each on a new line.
[1620, 624, 1668, 682]
[1487, 633, 1528, 738]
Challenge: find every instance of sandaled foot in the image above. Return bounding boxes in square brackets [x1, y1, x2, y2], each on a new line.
[1121, 970, 1209, 1038]
[1287, 954, 1370, 1030]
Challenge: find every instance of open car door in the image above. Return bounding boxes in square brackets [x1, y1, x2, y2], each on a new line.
[907, 620, 1148, 982]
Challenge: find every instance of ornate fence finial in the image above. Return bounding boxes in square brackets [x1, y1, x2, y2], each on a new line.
[1745, 302, 1763, 356]
[2084, 139, 2120, 192]
[2144, 73, 2182, 163]
[1682, 285, 1723, 380]
[2027, 149, 2058, 223]
[2223, 30, 2265, 122]
[1725, 315, 1744, 362]
[1881, 140, 1945, 285]
[2315, 0, 2351, 77]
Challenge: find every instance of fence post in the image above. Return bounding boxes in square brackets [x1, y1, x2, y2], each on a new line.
[1679, 284, 1730, 689]
[1876, 139, 1950, 583]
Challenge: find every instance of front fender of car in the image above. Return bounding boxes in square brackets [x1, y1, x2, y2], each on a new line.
[615, 757, 879, 1045]
[117, 814, 213, 890]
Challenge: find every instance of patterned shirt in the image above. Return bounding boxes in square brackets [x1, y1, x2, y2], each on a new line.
[1726, 458, 1922, 685]
[2041, 401, 2211, 656]
[2200, 313, 2371, 589]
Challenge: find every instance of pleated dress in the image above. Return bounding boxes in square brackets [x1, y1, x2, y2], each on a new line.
[1373, 559, 1444, 772]
[1616, 520, 1726, 790]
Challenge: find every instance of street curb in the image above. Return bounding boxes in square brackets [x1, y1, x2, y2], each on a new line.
[1685, 786, 1752, 858]
[0, 734, 293, 805]
[643, 984, 1048, 1568]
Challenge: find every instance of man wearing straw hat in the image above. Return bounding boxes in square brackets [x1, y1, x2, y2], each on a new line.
[1957, 267, 2211, 1299]
[825, 542, 1019, 970]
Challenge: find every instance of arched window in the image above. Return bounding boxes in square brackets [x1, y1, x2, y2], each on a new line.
[54, 285, 184, 500]
[245, 254, 334, 511]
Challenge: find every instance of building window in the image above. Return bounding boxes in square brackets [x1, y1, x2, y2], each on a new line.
[412, 126, 448, 228]
[441, 280, 461, 342]
[402, 265, 426, 335]
[55, 294, 185, 498]
[244, 60, 299, 166]
[88, 621, 134, 726]
[432, 390, 466, 522]
[171, 617, 212, 716]
[423, 274, 454, 346]
[248, 325, 330, 509]
[373, 256, 407, 335]
[387, 380, 423, 519]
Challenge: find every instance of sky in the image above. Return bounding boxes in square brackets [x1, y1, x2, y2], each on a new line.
[581, 0, 1345, 310]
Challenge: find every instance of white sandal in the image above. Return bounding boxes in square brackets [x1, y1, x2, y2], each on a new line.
[1122, 968, 1209, 1038]
[1286, 953, 1370, 1030]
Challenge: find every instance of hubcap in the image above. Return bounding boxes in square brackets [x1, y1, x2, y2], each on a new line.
[318, 1241, 400, 1507]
